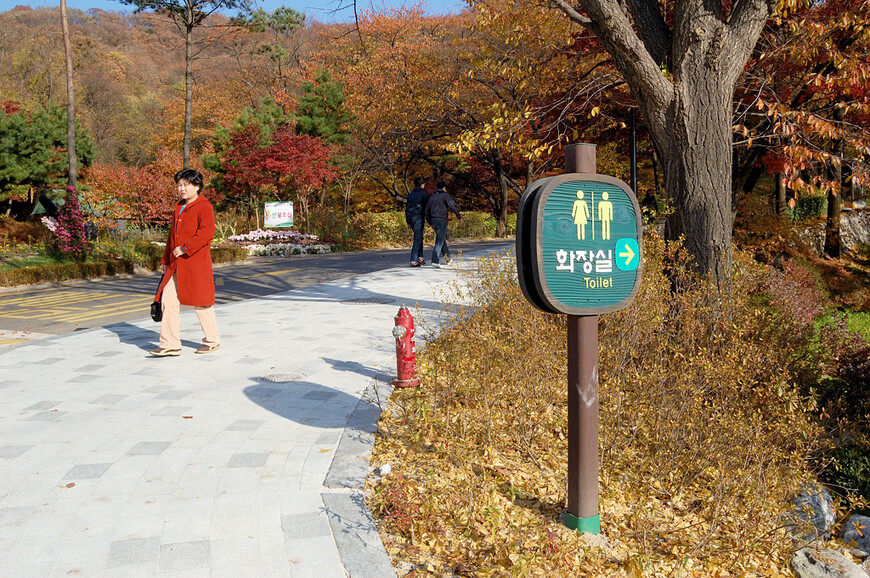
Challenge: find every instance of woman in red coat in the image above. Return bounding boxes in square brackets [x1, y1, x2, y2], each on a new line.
[150, 169, 221, 356]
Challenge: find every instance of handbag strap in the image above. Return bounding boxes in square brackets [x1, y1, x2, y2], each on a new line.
[154, 272, 168, 302]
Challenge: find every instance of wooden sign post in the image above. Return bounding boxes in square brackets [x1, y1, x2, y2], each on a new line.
[516, 144, 642, 534]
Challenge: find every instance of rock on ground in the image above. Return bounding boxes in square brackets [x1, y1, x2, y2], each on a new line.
[791, 548, 867, 578]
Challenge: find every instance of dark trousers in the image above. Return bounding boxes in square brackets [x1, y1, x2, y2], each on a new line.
[431, 219, 449, 264]
[409, 218, 424, 262]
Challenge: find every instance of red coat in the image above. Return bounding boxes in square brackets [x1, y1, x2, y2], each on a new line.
[158, 195, 216, 307]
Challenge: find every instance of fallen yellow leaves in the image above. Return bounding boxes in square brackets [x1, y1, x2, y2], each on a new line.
[367, 246, 822, 576]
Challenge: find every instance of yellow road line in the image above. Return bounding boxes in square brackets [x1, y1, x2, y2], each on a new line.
[0, 339, 27, 345]
[0, 293, 138, 309]
[2, 298, 108, 310]
[1, 292, 112, 307]
[63, 302, 151, 323]
[0, 269, 303, 324]
[52, 297, 151, 322]
[0, 296, 150, 323]
[0, 310, 74, 320]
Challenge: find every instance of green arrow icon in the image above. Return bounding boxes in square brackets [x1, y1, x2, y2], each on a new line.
[616, 238, 639, 271]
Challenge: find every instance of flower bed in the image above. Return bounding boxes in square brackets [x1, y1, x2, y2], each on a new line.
[238, 242, 332, 256]
[224, 229, 332, 257]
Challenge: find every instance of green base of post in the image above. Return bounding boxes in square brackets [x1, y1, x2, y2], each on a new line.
[565, 512, 600, 535]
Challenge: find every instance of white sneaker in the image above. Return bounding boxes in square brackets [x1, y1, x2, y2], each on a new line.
[431, 263, 442, 268]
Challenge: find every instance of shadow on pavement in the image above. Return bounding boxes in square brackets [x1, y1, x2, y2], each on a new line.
[243, 380, 364, 428]
[321, 358, 392, 382]
[103, 321, 200, 353]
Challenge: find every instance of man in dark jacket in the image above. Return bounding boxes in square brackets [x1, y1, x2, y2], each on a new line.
[405, 177, 428, 267]
[425, 181, 461, 267]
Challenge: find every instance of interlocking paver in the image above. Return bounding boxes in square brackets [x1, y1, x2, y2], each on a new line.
[106, 536, 160, 568]
[158, 539, 210, 572]
[89, 394, 128, 404]
[63, 463, 113, 479]
[126, 441, 173, 455]
[0, 246, 507, 576]
[226, 452, 269, 467]
[225, 418, 265, 431]
[0, 445, 32, 458]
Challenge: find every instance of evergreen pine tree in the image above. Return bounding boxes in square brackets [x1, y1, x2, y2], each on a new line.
[295, 70, 355, 145]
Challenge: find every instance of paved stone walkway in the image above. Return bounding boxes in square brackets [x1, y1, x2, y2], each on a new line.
[0, 248, 502, 577]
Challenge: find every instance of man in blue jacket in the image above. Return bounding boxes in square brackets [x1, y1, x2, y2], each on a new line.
[425, 181, 462, 268]
[405, 177, 429, 267]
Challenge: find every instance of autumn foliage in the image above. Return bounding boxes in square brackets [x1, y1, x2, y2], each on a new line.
[52, 186, 88, 256]
[369, 238, 828, 575]
[80, 151, 204, 227]
[734, 0, 870, 199]
[209, 120, 336, 230]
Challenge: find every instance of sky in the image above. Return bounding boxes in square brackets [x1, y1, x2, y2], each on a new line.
[0, 0, 466, 22]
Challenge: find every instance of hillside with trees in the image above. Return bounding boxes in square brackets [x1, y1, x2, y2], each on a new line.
[3, 2, 865, 245]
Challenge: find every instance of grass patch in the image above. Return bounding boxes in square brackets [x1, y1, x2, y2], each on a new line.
[0, 254, 70, 270]
[845, 311, 870, 342]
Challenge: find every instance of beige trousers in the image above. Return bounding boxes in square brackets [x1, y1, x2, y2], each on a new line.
[158, 273, 220, 349]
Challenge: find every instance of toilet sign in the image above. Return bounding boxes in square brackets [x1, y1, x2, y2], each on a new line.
[517, 173, 642, 315]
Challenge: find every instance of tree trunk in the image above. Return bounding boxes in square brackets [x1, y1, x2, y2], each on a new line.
[60, 0, 77, 189]
[651, 149, 662, 197]
[183, 17, 194, 169]
[824, 106, 845, 258]
[657, 66, 735, 287]
[774, 172, 785, 215]
[552, 0, 772, 290]
[493, 152, 509, 238]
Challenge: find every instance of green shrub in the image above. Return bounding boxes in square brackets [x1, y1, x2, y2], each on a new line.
[505, 213, 517, 235]
[127, 241, 246, 269]
[308, 205, 357, 249]
[0, 241, 246, 287]
[348, 211, 515, 249]
[845, 311, 870, 342]
[451, 211, 496, 238]
[211, 245, 247, 264]
[821, 438, 870, 515]
[350, 211, 410, 247]
[0, 259, 134, 286]
[128, 240, 166, 269]
[786, 195, 827, 220]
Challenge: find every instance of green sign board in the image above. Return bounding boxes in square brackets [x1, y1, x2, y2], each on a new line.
[517, 173, 642, 315]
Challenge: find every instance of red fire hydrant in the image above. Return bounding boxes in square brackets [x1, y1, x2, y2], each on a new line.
[392, 306, 420, 388]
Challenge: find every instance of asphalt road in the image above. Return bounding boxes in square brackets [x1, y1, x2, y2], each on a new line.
[0, 240, 513, 341]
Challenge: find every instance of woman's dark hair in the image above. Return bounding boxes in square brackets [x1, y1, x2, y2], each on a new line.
[174, 169, 204, 192]
[436, 181, 447, 190]
[413, 176, 425, 187]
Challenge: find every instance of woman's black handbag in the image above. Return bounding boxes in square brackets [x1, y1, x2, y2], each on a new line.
[150, 301, 162, 322]
[151, 273, 165, 322]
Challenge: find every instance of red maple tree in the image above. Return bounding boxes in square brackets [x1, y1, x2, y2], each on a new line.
[217, 123, 336, 231]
